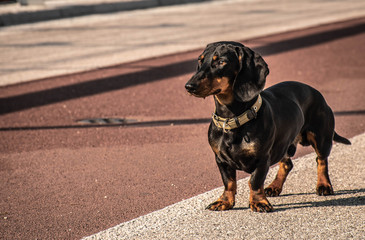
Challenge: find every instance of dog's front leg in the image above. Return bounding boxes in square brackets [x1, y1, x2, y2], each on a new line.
[249, 163, 274, 212]
[206, 157, 236, 211]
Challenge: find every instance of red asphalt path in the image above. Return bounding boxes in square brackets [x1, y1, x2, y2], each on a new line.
[1, 18, 365, 239]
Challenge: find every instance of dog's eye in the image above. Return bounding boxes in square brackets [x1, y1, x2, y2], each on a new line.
[197, 60, 203, 70]
[212, 59, 225, 69]
[218, 60, 226, 66]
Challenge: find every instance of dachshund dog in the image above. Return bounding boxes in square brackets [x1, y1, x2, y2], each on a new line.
[185, 41, 351, 212]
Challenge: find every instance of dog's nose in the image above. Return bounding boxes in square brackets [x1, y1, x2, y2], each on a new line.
[185, 83, 197, 92]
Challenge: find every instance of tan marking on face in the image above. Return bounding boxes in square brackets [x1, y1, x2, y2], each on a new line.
[213, 77, 230, 91]
[212, 55, 218, 61]
[197, 78, 210, 93]
[213, 77, 234, 105]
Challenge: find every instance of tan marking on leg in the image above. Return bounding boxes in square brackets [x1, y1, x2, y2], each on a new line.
[307, 132, 334, 195]
[265, 158, 293, 197]
[248, 182, 273, 212]
[316, 157, 334, 195]
[307, 131, 321, 156]
[206, 178, 236, 211]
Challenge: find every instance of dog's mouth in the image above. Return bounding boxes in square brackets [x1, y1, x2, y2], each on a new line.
[187, 88, 221, 99]
[212, 89, 221, 95]
[188, 91, 206, 99]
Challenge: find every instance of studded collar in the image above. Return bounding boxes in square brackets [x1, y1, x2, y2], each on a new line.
[212, 94, 262, 131]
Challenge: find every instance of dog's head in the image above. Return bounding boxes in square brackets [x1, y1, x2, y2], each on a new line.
[185, 41, 269, 103]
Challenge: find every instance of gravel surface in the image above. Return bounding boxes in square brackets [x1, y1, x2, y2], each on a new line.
[83, 133, 365, 240]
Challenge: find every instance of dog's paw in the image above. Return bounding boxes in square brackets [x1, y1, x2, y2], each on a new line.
[249, 199, 274, 213]
[264, 186, 282, 197]
[316, 184, 334, 196]
[206, 200, 234, 211]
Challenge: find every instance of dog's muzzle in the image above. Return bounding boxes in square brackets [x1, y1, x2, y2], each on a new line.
[185, 83, 198, 93]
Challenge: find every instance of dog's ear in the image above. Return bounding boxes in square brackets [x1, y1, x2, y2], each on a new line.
[233, 45, 269, 102]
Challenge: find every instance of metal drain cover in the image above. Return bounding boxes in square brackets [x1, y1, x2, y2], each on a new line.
[77, 118, 138, 125]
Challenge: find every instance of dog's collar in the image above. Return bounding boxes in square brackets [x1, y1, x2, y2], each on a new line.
[212, 94, 262, 131]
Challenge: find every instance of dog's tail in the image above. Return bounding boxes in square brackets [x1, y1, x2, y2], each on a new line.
[333, 131, 351, 145]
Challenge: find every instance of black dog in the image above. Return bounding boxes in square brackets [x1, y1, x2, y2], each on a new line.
[185, 41, 351, 212]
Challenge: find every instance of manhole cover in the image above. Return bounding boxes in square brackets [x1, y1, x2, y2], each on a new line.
[77, 118, 138, 125]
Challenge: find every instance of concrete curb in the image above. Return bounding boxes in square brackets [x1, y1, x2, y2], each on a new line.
[0, 0, 210, 26]
[83, 133, 365, 240]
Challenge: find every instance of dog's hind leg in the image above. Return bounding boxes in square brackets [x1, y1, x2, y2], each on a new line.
[306, 131, 334, 195]
[264, 135, 299, 197]
[264, 157, 293, 197]
[316, 157, 334, 195]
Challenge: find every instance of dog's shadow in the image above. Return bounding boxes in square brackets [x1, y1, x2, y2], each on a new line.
[231, 188, 365, 212]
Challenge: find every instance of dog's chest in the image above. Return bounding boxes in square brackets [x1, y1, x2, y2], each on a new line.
[209, 132, 259, 170]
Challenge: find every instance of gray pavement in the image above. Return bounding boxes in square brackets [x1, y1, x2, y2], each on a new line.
[0, 0, 208, 26]
[83, 133, 365, 239]
[1, 0, 365, 86]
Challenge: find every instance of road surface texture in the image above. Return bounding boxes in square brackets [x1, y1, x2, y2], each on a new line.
[1, 1, 365, 239]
